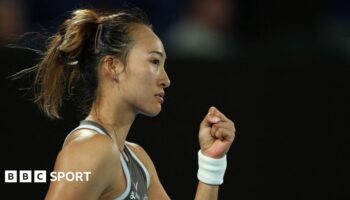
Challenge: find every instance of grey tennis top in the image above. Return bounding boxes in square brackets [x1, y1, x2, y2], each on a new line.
[63, 120, 150, 200]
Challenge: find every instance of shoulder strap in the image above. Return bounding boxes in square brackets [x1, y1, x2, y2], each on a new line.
[79, 120, 111, 137]
[62, 120, 111, 148]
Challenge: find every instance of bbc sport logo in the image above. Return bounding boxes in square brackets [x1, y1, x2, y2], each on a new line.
[4, 170, 91, 183]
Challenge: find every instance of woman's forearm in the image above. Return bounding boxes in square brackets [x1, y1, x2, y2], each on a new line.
[194, 182, 219, 200]
[194, 107, 236, 200]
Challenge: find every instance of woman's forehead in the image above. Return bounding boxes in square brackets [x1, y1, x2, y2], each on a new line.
[131, 25, 165, 53]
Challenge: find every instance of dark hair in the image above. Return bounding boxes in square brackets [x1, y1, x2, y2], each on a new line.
[13, 7, 151, 119]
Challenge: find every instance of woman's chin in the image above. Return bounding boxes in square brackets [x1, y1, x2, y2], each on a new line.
[142, 105, 162, 117]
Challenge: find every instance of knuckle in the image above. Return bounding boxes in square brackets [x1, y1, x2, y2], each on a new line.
[218, 128, 225, 133]
[230, 122, 235, 129]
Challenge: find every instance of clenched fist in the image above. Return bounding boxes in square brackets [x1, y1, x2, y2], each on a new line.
[199, 106, 236, 159]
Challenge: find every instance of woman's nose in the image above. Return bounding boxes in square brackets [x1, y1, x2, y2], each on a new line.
[159, 69, 171, 88]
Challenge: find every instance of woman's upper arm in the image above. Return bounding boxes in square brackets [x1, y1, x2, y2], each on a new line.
[128, 143, 171, 200]
[45, 134, 120, 200]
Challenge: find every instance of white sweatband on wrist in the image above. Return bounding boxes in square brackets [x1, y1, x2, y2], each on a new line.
[197, 150, 227, 185]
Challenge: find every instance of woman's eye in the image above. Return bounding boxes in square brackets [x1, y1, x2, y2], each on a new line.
[151, 59, 160, 65]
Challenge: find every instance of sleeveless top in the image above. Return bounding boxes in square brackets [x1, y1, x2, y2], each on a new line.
[63, 120, 150, 200]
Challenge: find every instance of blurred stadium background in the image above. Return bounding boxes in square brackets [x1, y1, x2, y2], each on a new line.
[1, 0, 349, 199]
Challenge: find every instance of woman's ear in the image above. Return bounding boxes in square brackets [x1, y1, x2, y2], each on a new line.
[101, 55, 124, 81]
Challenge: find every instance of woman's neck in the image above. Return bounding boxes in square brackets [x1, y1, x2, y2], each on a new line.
[86, 100, 136, 151]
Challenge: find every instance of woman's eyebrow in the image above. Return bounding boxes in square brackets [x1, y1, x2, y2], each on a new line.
[149, 51, 167, 59]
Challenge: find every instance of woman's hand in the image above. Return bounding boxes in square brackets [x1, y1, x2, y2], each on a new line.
[199, 106, 236, 158]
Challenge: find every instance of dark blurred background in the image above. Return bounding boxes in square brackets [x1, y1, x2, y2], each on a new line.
[1, 0, 349, 199]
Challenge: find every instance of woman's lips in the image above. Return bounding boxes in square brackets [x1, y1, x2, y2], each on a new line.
[155, 95, 164, 104]
[155, 91, 165, 104]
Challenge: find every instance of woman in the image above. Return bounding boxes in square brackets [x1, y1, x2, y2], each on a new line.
[18, 7, 236, 200]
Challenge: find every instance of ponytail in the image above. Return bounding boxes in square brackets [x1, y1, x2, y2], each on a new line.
[31, 10, 99, 119]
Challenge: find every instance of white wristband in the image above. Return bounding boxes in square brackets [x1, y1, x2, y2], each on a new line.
[197, 150, 227, 185]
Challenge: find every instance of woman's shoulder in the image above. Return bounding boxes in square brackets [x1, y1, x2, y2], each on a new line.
[57, 129, 121, 173]
[46, 129, 122, 199]
[125, 141, 144, 152]
[63, 128, 111, 147]
[125, 141, 149, 159]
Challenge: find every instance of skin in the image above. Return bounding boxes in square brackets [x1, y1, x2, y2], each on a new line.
[45, 24, 236, 200]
